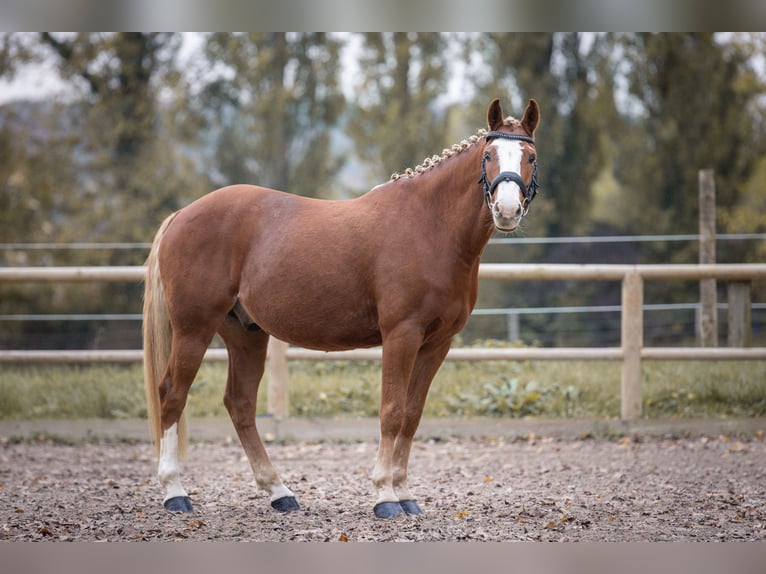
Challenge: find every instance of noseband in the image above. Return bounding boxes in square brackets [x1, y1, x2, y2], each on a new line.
[478, 131, 541, 215]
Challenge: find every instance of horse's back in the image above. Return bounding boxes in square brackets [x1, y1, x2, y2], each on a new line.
[161, 183, 379, 273]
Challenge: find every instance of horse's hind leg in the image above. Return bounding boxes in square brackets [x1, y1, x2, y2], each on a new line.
[158, 331, 213, 512]
[218, 316, 299, 512]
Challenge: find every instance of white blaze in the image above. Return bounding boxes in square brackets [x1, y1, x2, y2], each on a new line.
[491, 138, 524, 217]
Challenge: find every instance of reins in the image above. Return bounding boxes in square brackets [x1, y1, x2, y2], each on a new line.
[478, 131, 541, 215]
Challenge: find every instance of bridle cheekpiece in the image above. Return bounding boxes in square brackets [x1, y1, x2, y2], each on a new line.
[478, 131, 541, 215]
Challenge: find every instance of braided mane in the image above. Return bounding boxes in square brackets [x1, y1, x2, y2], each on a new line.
[390, 117, 522, 181]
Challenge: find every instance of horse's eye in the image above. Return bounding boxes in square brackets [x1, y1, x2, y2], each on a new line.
[483, 152, 491, 161]
[528, 154, 536, 163]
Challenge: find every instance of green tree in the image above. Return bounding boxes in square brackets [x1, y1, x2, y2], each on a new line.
[40, 33, 207, 252]
[619, 33, 765, 247]
[0, 33, 206, 259]
[0, 103, 78, 252]
[200, 33, 345, 198]
[346, 32, 452, 186]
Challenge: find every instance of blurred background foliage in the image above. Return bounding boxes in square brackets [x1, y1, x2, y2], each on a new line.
[1, 32, 765, 350]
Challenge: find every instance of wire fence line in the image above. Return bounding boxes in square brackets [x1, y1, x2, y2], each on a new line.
[488, 233, 766, 245]
[1, 233, 765, 251]
[2, 299, 765, 349]
[0, 242, 153, 250]
[3, 302, 765, 322]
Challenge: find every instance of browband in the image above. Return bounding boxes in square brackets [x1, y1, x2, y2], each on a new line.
[484, 131, 535, 145]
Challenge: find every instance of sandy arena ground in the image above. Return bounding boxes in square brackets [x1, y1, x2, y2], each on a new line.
[2, 417, 765, 541]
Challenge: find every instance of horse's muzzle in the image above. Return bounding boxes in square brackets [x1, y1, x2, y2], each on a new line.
[491, 202, 523, 232]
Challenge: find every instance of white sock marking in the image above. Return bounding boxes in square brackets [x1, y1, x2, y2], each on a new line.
[268, 484, 295, 502]
[158, 423, 188, 501]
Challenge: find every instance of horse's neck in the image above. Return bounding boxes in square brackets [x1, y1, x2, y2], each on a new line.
[411, 146, 494, 262]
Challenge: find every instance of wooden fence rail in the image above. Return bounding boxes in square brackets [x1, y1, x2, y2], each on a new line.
[1, 264, 765, 420]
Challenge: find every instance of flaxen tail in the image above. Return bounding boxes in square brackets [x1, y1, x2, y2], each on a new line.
[142, 212, 187, 457]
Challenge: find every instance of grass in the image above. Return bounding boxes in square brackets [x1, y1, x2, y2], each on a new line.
[1, 353, 765, 420]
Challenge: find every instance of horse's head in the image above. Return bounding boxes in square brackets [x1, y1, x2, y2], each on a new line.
[479, 98, 541, 232]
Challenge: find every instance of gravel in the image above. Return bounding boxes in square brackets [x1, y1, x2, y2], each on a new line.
[2, 432, 766, 541]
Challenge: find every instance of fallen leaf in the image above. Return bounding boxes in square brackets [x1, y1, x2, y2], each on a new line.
[454, 511, 469, 519]
[729, 441, 746, 452]
[483, 476, 494, 483]
[338, 534, 349, 542]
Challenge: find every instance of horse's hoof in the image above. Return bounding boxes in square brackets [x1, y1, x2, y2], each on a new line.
[399, 499, 424, 515]
[164, 496, 194, 513]
[271, 496, 301, 512]
[373, 501, 404, 519]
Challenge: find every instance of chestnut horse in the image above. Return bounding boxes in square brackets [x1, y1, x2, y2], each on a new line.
[143, 98, 541, 519]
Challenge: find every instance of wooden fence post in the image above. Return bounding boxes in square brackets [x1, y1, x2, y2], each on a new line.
[267, 337, 289, 418]
[698, 169, 718, 346]
[507, 312, 520, 342]
[727, 281, 752, 347]
[621, 271, 643, 420]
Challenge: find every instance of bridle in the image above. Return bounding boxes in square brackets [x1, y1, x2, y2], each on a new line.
[478, 131, 541, 216]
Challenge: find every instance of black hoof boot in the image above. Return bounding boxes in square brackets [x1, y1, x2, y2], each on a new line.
[399, 499, 424, 516]
[271, 496, 301, 512]
[373, 501, 404, 519]
[164, 496, 194, 513]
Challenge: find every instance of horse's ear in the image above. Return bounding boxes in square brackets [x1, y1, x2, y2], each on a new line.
[521, 99, 540, 137]
[487, 98, 504, 131]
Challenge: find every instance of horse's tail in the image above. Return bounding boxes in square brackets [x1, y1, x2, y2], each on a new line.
[142, 212, 187, 457]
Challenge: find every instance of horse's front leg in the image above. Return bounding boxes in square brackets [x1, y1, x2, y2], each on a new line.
[391, 339, 452, 516]
[371, 326, 422, 518]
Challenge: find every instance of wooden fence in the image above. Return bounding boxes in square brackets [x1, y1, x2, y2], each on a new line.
[1, 263, 765, 420]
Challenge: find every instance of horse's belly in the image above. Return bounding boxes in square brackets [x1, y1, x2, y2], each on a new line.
[247, 290, 381, 351]
[279, 326, 382, 352]
[264, 318, 382, 351]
